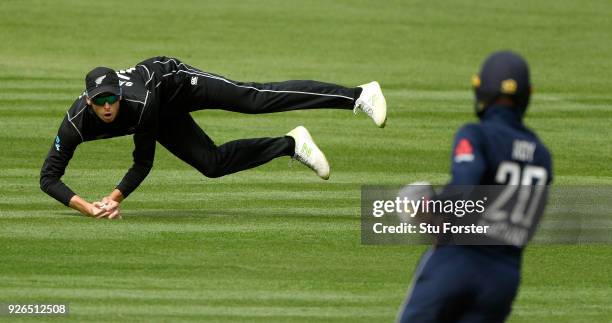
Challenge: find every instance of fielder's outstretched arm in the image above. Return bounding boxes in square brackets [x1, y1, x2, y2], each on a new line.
[40, 116, 82, 207]
[40, 118, 154, 218]
[40, 118, 105, 218]
[113, 132, 156, 199]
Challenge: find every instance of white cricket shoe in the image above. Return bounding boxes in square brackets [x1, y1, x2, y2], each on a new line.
[287, 126, 330, 180]
[354, 81, 387, 128]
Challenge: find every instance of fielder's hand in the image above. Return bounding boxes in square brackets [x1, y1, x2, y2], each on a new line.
[87, 203, 110, 218]
[397, 181, 434, 222]
[93, 197, 122, 219]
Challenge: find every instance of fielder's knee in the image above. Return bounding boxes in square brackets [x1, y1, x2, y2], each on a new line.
[198, 164, 225, 178]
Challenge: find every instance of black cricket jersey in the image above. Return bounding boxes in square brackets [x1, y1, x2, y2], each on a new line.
[41, 56, 359, 206]
[40, 59, 165, 206]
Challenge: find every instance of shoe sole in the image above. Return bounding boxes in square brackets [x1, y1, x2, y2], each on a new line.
[371, 81, 387, 128]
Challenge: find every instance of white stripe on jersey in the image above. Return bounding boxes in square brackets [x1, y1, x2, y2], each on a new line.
[66, 111, 84, 142]
[137, 90, 150, 126]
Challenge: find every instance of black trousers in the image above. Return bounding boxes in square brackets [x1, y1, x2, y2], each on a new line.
[150, 57, 359, 178]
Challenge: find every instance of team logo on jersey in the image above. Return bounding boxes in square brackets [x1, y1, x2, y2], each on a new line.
[191, 76, 198, 85]
[55, 135, 61, 152]
[94, 75, 107, 86]
[454, 138, 474, 163]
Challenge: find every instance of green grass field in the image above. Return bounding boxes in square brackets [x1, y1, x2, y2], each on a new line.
[1, 0, 611, 322]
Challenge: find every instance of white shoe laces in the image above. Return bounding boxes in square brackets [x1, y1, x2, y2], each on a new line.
[354, 99, 374, 117]
[294, 153, 317, 173]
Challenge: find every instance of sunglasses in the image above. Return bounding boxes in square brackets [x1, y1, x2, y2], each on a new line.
[92, 95, 119, 106]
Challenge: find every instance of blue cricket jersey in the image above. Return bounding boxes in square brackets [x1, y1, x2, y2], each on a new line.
[444, 104, 553, 263]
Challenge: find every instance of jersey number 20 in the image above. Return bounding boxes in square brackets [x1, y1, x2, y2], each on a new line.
[485, 161, 548, 227]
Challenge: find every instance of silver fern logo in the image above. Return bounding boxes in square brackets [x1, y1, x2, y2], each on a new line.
[94, 75, 106, 86]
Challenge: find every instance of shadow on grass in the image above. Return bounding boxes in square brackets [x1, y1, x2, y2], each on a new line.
[57, 209, 223, 218]
[58, 208, 356, 220]
[128, 209, 238, 218]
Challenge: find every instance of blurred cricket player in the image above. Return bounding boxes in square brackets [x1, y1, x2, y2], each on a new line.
[397, 51, 553, 322]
